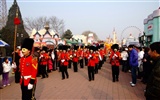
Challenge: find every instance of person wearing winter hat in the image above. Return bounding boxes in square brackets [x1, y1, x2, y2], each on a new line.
[109, 44, 121, 82]
[19, 38, 38, 100]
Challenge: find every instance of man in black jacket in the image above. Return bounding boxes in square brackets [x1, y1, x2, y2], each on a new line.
[145, 42, 160, 100]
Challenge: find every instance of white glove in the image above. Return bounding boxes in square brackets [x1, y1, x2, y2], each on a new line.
[11, 63, 17, 69]
[61, 59, 65, 63]
[89, 55, 92, 58]
[114, 54, 118, 57]
[112, 56, 115, 59]
[28, 83, 33, 90]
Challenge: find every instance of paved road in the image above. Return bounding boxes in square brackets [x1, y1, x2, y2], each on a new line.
[0, 62, 146, 100]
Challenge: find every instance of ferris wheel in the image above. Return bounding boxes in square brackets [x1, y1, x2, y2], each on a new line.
[120, 26, 142, 40]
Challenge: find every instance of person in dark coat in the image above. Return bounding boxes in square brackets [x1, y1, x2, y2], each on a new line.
[145, 42, 160, 100]
[13, 46, 21, 83]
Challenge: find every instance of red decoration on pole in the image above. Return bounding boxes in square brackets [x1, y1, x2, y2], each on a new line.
[14, 17, 21, 25]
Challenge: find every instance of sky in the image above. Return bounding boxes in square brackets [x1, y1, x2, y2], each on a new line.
[6, 0, 159, 40]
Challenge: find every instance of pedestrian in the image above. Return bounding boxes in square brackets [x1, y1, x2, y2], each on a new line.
[128, 45, 138, 87]
[121, 47, 129, 72]
[19, 38, 38, 100]
[145, 42, 160, 100]
[141, 47, 153, 84]
[110, 44, 121, 82]
[12, 46, 22, 83]
[2, 57, 12, 87]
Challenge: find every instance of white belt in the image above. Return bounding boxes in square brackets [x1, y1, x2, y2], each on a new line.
[21, 75, 31, 80]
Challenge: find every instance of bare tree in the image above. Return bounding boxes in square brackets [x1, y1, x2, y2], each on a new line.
[24, 16, 65, 35]
[24, 16, 48, 34]
[49, 16, 65, 36]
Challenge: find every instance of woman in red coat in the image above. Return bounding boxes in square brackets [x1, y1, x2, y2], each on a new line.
[110, 44, 121, 82]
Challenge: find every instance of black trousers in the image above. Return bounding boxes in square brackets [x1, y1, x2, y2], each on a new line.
[112, 66, 119, 81]
[98, 61, 103, 69]
[95, 63, 99, 74]
[73, 62, 78, 72]
[15, 71, 20, 83]
[88, 66, 95, 81]
[85, 58, 88, 66]
[79, 59, 84, 68]
[61, 65, 69, 79]
[40, 65, 48, 78]
[122, 60, 128, 72]
[21, 80, 36, 100]
[68, 60, 72, 68]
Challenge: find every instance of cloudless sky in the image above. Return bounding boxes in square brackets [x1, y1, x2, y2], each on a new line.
[6, 0, 159, 40]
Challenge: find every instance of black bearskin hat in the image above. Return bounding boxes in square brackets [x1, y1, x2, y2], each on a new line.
[111, 44, 119, 50]
[21, 38, 34, 51]
[89, 46, 95, 51]
[42, 46, 48, 52]
[74, 45, 79, 50]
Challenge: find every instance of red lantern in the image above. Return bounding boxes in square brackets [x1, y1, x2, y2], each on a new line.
[14, 17, 21, 25]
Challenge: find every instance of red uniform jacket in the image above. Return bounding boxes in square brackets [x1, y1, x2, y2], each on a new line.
[79, 50, 84, 59]
[60, 52, 69, 66]
[68, 50, 73, 60]
[84, 50, 89, 58]
[95, 52, 99, 64]
[100, 49, 105, 59]
[19, 55, 38, 86]
[109, 50, 121, 66]
[40, 53, 49, 65]
[87, 53, 96, 67]
[72, 51, 79, 62]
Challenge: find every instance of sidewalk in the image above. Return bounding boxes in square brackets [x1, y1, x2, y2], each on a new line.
[0, 62, 146, 100]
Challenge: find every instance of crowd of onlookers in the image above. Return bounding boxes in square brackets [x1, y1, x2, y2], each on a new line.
[119, 45, 154, 86]
[0, 41, 160, 99]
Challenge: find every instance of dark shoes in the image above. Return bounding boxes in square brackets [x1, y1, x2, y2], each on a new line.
[113, 78, 119, 82]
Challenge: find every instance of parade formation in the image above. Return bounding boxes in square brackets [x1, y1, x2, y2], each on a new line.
[0, 0, 160, 100]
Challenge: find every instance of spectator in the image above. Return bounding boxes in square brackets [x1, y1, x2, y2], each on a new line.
[128, 45, 138, 87]
[2, 57, 12, 87]
[121, 47, 129, 72]
[145, 42, 160, 100]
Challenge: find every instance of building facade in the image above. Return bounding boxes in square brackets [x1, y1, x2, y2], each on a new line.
[30, 28, 61, 49]
[143, 7, 160, 46]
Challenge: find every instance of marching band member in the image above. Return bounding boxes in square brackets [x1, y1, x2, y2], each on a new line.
[60, 45, 69, 80]
[84, 46, 89, 66]
[39, 46, 49, 79]
[94, 47, 99, 74]
[19, 38, 38, 100]
[109, 44, 121, 82]
[67, 46, 72, 69]
[57, 45, 63, 72]
[79, 46, 84, 68]
[99, 44, 105, 69]
[87, 46, 96, 81]
[72, 45, 79, 72]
